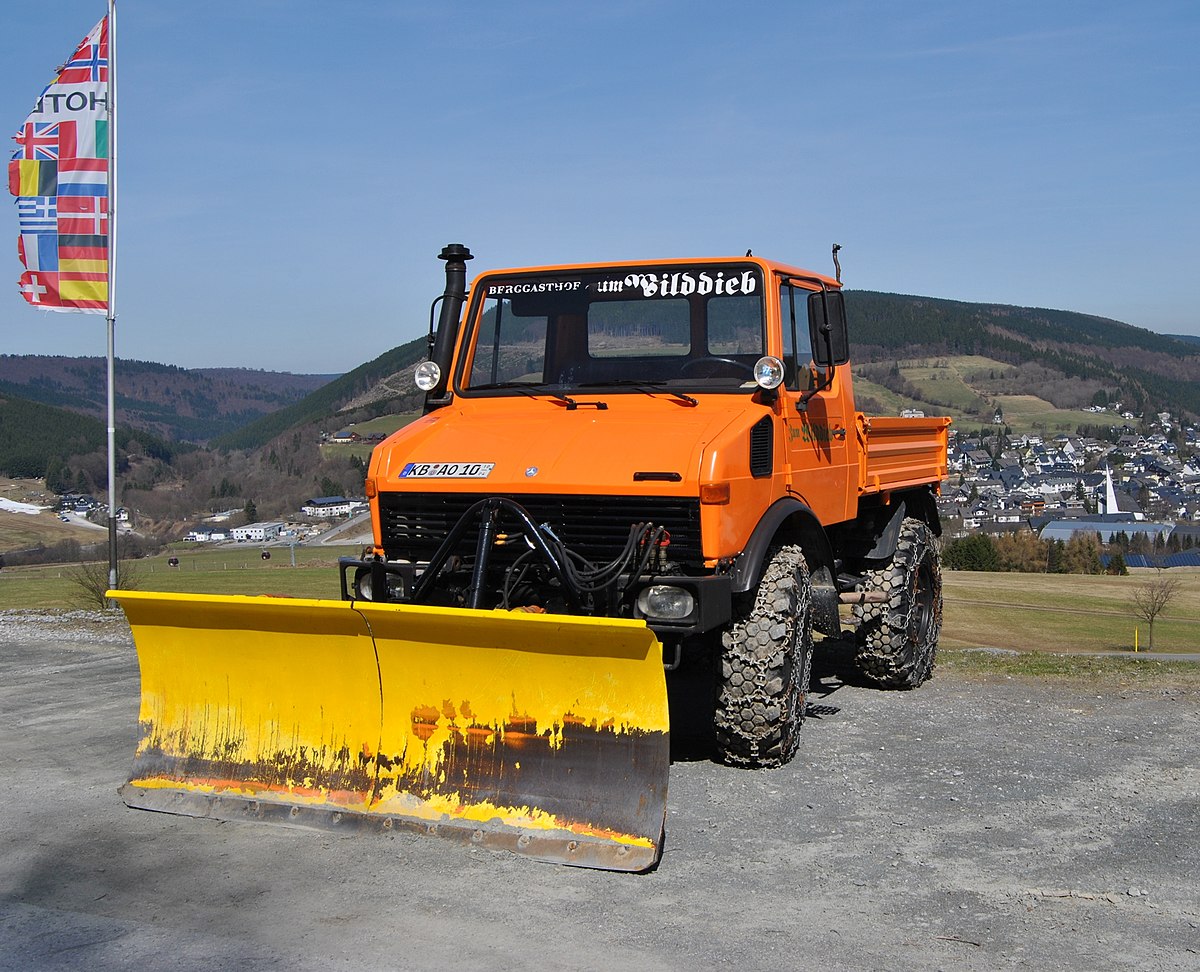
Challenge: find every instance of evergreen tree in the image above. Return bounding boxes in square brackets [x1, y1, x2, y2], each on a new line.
[943, 534, 1000, 571]
[1047, 538, 1067, 573]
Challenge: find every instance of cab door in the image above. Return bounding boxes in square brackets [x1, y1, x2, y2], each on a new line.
[778, 281, 856, 525]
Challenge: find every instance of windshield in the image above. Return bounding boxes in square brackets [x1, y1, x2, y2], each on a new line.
[459, 264, 765, 394]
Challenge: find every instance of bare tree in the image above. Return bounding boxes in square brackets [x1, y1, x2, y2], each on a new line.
[1129, 570, 1182, 650]
[67, 538, 145, 609]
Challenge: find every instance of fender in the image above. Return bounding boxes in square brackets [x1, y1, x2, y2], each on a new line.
[864, 489, 943, 562]
[730, 497, 840, 638]
[864, 500, 907, 561]
[906, 487, 943, 537]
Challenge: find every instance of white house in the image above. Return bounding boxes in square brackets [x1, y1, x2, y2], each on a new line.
[231, 521, 284, 542]
[301, 496, 367, 517]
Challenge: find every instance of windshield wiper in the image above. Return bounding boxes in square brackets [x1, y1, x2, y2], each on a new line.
[575, 379, 698, 407]
[469, 381, 578, 408]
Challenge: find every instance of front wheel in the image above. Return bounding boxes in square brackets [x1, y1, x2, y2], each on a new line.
[853, 518, 942, 688]
[713, 545, 814, 768]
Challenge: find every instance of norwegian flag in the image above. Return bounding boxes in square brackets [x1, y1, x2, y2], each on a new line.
[56, 19, 109, 85]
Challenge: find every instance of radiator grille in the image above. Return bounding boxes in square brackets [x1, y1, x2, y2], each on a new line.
[379, 492, 702, 565]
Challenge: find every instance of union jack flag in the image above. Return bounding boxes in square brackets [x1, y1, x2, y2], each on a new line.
[14, 122, 60, 161]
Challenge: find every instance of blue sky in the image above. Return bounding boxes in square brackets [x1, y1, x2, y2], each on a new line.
[2, 0, 1197, 373]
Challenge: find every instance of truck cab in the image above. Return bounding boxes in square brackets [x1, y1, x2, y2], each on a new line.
[345, 246, 950, 767]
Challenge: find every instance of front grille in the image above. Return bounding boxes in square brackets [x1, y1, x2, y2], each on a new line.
[379, 492, 702, 565]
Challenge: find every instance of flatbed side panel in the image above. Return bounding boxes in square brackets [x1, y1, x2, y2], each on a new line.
[860, 416, 951, 495]
[356, 603, 670, 871]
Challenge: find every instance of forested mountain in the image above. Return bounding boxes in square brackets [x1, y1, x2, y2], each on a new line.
[0, 392, 187, 487]
[0, 355, 334, 442]
[844, 292, 1200, 419]
[213, 337, 430, 450]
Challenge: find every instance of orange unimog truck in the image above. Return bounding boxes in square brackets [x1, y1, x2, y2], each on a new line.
[342, 243, 951, 769]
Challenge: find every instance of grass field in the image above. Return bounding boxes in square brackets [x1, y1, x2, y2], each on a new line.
[939, 568, 1200, 655]
[989, 393, 1099, 434]
[0, 543, 365, 608]
[897, 360, 992, 413]
[3, 548, 1197, 660]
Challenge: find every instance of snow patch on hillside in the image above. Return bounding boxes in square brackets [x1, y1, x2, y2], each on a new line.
[0, 498, 48, 515]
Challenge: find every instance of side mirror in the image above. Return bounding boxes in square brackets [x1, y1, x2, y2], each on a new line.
[808, 290, 850, 367]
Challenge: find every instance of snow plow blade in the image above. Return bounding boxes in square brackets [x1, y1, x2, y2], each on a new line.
[111, 591, 669, 872]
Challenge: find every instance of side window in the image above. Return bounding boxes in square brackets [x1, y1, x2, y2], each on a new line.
[779, 283, 806, 390]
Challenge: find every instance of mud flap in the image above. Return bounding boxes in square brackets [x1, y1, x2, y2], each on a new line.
[110, 591, 669, 872]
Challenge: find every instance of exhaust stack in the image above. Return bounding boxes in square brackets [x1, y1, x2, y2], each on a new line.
[423, 243, 473, 412]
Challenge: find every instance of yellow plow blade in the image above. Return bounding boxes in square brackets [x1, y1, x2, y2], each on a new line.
[111, 591, 669, 872]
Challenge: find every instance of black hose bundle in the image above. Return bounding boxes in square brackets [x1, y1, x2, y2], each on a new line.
[502, 521, 665, 611]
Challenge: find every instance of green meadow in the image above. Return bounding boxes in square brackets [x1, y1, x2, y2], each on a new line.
[3, 546, 1197, 662]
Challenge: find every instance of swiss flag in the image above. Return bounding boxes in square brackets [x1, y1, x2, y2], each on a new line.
[18, 270, 61, 308]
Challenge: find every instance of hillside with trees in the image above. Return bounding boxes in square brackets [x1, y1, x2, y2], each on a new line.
[0, 355, 334, 442]
[212, 337, 429, 450]
[845, 292, 1200, 419]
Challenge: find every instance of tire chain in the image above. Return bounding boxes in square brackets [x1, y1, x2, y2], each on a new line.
[853, 518, 942, 688]
[714, 544, 813, 768]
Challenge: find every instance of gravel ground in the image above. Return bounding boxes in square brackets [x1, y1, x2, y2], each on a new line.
[1, 610, 1198, 971]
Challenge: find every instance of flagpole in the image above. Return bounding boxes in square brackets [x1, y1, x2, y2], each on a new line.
[106, 0, 118, 594]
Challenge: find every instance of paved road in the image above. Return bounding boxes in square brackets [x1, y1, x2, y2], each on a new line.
[1, 610, 1198, 971]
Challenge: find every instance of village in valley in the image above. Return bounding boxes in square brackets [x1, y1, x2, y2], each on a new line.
[936, 404, 1200, 564]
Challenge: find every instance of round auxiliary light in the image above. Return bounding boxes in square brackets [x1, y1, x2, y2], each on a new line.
[414, 360, 442, 391]
[753, 355, 785, 390]
[353, 566, 375, 601]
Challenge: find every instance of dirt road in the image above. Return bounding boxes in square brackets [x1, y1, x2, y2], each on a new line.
[1, 610, 1197, 971]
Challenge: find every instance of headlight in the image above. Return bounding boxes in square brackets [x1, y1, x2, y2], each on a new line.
[753, 355, 785, 390]
[353, 564, 406, 602]
[414, 360, 442, 391]
[636, 585, 695, 621]
[353, 566, 375, 600]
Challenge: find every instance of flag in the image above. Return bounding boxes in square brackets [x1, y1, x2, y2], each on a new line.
[9, 15, 109, 314]
[57, 196, 106, 236]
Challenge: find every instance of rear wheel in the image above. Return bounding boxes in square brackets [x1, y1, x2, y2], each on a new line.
[713, 545, 813, 768]
[853, 518, 942, 688]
